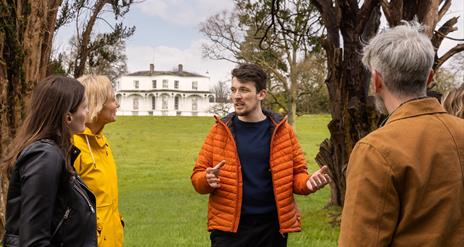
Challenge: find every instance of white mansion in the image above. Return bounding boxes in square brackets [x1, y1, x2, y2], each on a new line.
[115, 64, 215, 116]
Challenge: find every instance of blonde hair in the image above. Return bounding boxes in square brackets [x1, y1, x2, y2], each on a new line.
[77, 75, 113, 123]
[442, 85, 464, 119]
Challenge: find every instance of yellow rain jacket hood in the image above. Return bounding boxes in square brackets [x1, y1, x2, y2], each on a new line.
[73, 128, 124, 247]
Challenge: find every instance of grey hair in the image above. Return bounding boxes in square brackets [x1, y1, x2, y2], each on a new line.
[362, 21, 435, 97]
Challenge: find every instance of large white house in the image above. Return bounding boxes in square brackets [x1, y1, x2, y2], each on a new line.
[115, 64, 215, 116]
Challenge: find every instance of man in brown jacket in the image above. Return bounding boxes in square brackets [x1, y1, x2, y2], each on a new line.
[339, 21, 464, 246]
[192, 64, 330, 247]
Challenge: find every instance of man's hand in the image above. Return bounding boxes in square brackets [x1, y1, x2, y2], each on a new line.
[205, 160, 225, 188]
[306, 165, 331, 193]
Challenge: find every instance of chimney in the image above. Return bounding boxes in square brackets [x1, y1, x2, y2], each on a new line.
[150, 63, 154, 75]
[178, 64, 183, 72]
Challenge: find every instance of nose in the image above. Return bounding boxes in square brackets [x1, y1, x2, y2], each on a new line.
[231, 91, 242, 99]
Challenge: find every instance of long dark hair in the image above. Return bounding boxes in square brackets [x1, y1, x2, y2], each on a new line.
[1, 75, 85, 176]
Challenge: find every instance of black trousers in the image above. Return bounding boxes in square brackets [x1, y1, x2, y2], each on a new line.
[210, 213, 288, 247]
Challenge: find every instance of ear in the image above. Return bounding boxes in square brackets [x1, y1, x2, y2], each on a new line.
[257, 89, 267, 100]
[426, 69, 434, 88]
[65, 113, 72, 125]
[372, 70, 383, 93]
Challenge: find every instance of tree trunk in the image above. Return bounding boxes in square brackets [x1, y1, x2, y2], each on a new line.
[0, 0, 61, 237]
[312, 0, 382, 206]
[312, 0, 463, 207]
[286, 77, 298, 128]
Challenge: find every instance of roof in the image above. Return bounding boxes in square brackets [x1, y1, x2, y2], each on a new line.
[126, 70, 209, 78]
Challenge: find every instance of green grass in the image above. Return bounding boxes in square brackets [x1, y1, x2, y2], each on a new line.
[105, 115, 340, 246]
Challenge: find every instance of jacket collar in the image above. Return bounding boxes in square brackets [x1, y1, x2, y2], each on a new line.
[214, 110, 286, 138]
[77, 127, 106, 148]
[384, 97, 447, 126]
[216, 110, 286, 126]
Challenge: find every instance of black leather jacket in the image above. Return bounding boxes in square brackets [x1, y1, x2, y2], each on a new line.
[3, 139, 97, 247]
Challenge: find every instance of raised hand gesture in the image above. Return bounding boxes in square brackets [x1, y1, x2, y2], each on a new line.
[306, 165, 331, 193]
[205, 160, 225, 188]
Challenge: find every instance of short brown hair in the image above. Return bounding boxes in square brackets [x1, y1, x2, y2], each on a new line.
[231, 64, 267, 92]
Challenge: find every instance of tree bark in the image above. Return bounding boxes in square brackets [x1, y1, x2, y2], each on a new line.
[0, 0, 62, 237]
[312, 0, 463, 207]
[312, 0, 382, 206]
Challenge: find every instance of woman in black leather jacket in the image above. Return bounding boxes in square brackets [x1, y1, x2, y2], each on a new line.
[2, 76, 97, 247]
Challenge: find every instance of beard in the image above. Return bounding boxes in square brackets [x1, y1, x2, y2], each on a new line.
[373, 95, 389, 115]
[235, 106, 251, 116]
[234, 102, 259, 117]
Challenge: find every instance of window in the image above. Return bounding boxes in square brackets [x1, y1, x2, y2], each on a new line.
[162, 79, 168, 88]
[192, 97, 198, 111]
[133, 97, 139, 110]
[162, 95, 168, 110]
[192, 81, 198, 90]
[208, 95, 214, 103]
[134, 80, 139, 89]
[174, 96, 180, 110]
[151, 96, 156, 110]
[174, 80, 179, 89]
[152, 80, 157, 88]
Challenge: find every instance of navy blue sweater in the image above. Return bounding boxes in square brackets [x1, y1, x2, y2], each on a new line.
[233, 117, 276, 215]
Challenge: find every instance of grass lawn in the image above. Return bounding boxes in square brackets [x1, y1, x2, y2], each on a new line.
[105, 115, 340, 246]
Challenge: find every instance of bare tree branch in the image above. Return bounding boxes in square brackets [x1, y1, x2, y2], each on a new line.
[381, 0, 403, 26]
[435, 43, 464, 70]
[311, 0, 340, 47]
[266, 89, 288, 111]
[431, 16, 458, 48]
[438, 0, 452, 22]
[356, 0, 379, 34]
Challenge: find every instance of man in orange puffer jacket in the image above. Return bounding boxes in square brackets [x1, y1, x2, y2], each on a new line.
[191, 63, 331, 247]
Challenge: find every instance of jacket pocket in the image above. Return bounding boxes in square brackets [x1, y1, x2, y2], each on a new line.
[51, 207, 72, 239]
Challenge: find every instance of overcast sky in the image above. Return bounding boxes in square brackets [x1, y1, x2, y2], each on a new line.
[54, 0, 464, 88]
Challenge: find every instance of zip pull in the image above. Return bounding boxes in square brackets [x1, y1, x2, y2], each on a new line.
[51, 208, 71, 238]
[73, 183, 95, 214]
[89, 203, 95, 214]
[63, 208, 71, 219]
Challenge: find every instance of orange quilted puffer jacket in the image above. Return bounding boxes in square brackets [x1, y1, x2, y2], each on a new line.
[191, 111, 311, 234]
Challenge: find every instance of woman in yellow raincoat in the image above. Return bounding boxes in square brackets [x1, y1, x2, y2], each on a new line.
[73, 75, 123, 247]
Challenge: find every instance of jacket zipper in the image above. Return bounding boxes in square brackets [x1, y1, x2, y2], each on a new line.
[51, 207, 71, 238]
[218, 119, 242, 233]
[269, 119, 285, 234]
[73, 179, 95, 214]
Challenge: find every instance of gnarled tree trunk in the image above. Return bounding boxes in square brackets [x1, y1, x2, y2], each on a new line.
[0, 0, 62, 237]
[311, 0, 464, 207]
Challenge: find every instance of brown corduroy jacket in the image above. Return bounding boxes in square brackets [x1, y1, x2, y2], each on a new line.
[191, 111, 311, 233]
[339, 98, 464, 246]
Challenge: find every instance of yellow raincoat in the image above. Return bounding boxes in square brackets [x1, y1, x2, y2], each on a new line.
[73, 128, 124, 247]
